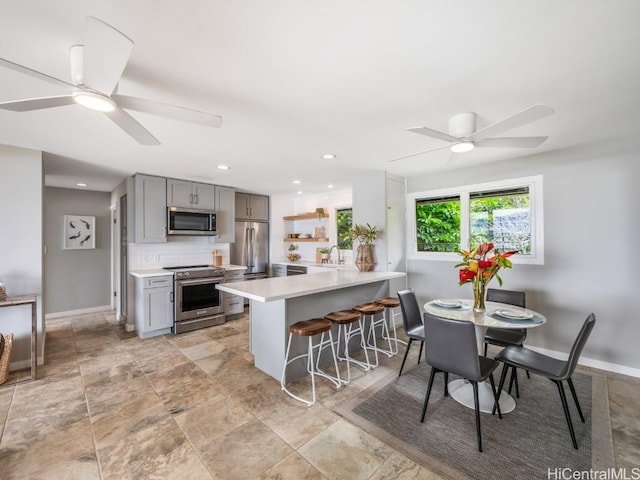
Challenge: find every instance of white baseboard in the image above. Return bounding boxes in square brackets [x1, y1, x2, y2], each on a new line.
[528, 345, 640, 379]
[45, 305, 112, 319]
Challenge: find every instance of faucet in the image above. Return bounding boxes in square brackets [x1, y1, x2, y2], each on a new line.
[329, 245, 344, 264]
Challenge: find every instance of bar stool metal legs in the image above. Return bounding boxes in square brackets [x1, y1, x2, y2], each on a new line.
[354, 303, 392, 368]
[376, 297, 407, 355]
[325, 309, 372, 385]
[280, 318, 342, 407]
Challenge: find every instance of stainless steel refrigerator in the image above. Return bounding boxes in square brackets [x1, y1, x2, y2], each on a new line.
[231, 221, 269, 280]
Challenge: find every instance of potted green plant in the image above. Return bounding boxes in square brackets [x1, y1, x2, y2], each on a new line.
[319, 247, 331, 262]
[349, 223, 381, 271]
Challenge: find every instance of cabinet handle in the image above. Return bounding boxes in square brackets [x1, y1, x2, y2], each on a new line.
[170, 291, 174, 302]
[189, 193, 193, 204]
[194, 194, 199, 204]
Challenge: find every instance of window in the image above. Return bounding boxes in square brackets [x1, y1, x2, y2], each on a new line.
[409, 176, 543, 264]
[336, 207, 352, 250]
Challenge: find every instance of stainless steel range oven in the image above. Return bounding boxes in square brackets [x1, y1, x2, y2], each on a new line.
[163, 265, 226, 334]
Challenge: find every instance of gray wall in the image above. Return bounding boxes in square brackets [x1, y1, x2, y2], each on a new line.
[0, 145, 44, 368]
[44, 187, 112, 314]
[406, 139, 640, 372]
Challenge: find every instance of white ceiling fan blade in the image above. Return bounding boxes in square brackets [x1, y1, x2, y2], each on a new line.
[475, 136, 549, 148]
[104, 107, 160, 145]
[82, 16, 134, 95]
[407, 126, 460, 143]
[0, 57, 75, 90]
[113, 94, 223, 127]
[0, 95, 76, 112]
[467, 105, 555, 142]
[389, 144, 452, 162]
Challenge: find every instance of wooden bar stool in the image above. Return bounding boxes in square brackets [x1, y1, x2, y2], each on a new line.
[325, 309, 372, 384]
[375, 297, 407, 355]
[280, 318, 342, 406]
[353, 302, 392, 368]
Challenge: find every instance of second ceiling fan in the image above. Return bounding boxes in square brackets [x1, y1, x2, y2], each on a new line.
[391, 104, 554, 162]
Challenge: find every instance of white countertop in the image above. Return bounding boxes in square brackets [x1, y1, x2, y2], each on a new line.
[217, 270, 405, 302]
[130, 264, 247, 278]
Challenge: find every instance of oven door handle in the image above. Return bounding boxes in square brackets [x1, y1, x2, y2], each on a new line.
[176, 278, 223, 286]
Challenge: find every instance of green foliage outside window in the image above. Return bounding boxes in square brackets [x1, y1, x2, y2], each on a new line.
[336, 208, 353, 250]
[415, 197, 460, 252]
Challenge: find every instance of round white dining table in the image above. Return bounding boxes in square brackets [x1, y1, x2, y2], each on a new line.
[423, 299, 546, 414]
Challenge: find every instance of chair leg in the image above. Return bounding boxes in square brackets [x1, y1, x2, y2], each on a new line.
[471, 381, 483, 452]
[555, 380, 578, 449]
[417, 340, 424, 365]
[483, 342, 488, 357]
[493, 362, 509, 415]
[489, 373, 502, 419]
[443, 372, 449, 397]
[398, 338, 413, 376]
[420, 367, 437, 422]
[508, 367, 520, 398]
[567, 377, 585, 423]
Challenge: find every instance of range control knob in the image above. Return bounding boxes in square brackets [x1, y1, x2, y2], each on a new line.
[184, 271, 190, 277]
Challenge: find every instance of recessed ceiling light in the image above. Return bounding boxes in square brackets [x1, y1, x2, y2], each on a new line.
[76, 183, 88, 187]
[217, 165, 230, 170]
[292, 179, 302, 184]
[327, 184, 333, 189]
[297, 190, 303, 194]
[72, 91, 116, 112]
[321, 153, 336, 160]
[450, 141, 475, 153]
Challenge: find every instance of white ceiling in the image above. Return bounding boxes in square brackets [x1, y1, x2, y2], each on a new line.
[1, 1, 639, 195]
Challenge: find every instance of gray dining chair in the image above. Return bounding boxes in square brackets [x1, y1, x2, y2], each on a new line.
[494, 313, 596, 449]
[484, 288, 529, 396]
[397, 289, 425, 376]
[421, 312, 502, 452]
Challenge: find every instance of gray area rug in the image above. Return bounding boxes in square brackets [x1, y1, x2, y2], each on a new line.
[336, 364, 614, 480]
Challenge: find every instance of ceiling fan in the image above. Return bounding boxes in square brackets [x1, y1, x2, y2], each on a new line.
[390, 104, 554, 162]
[0, 16, 222, 145]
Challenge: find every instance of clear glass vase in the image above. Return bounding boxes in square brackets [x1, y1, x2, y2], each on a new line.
[473, 280, 486, 313]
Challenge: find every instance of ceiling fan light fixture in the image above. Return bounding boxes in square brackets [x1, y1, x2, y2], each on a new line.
[72, 90, 116, 112]
[450, 141, 475, 153]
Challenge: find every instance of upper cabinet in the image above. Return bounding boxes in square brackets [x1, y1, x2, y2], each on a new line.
[167, 179, 216, 210]
[134, 174, 167, 243]
[235, 192, 269, 221]
[212, 185, 235, 243]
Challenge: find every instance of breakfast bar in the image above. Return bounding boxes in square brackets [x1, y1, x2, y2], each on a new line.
[217, 270, 405, 380]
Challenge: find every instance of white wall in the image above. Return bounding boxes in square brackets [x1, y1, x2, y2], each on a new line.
[406, 139, 640, 373]
[0, 145, 44, 370]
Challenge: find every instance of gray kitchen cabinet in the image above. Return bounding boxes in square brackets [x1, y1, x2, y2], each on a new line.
[167, 179, 216, 209]
[211, 185, 235, 243]
[271, 263, 287, 277]
[235, 192, 269, 221]
[134, 275, 174, 338]
[223, 269, 245, 316]
[134, 174, 167, 243]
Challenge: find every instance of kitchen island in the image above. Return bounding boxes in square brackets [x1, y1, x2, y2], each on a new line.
[217, 270, 406, 380]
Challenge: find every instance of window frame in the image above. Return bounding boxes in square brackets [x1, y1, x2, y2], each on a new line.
[407, 175, 544, 265]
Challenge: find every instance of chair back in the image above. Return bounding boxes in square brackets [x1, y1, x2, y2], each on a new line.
[397, 289, 423, 332]
[423, 312, 482, 381]
[561, 313, 596, 379]
[486, 288, 526, 308]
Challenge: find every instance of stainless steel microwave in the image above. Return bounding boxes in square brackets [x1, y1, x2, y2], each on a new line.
[167, 207, 217, 236]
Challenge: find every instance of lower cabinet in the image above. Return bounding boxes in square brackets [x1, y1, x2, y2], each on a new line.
[223, 269, 245, 316]
[134, 275, 174, 338]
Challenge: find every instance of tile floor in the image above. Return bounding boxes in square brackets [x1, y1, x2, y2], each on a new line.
[0, 309, 638, 479]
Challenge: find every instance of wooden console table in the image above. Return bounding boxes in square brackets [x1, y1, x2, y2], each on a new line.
[0, 294, 37, 381]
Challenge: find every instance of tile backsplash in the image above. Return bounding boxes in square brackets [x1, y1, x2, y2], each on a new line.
[129, 237, 230, 270]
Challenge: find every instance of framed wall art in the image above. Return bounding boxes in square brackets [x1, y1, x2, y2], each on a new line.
[63, 215, 95, 249]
